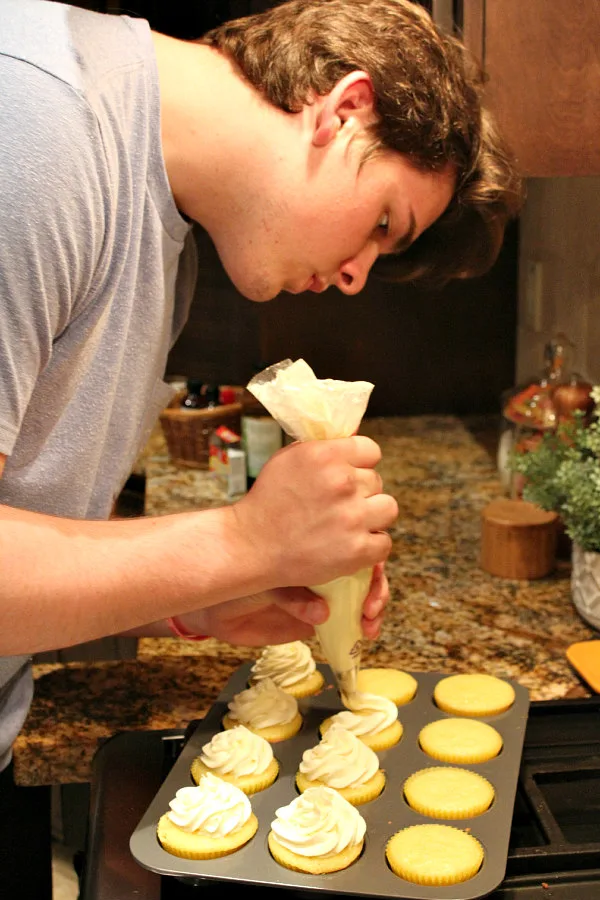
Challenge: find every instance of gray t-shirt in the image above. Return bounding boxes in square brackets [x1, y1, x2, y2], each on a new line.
[0, 0, 198, 770]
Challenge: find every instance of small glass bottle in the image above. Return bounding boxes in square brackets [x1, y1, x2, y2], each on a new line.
[204, 384, 220, 408]
[181, 378, 206, 410]
[241, 390, 283, 488]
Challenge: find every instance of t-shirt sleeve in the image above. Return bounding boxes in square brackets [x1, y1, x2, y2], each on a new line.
[0, 56, 107, 455]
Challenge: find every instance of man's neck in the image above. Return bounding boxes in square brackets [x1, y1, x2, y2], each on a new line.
[151, 33, 293, 228]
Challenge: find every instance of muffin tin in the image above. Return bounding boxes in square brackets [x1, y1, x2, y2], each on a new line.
[130, 664, 529, 899]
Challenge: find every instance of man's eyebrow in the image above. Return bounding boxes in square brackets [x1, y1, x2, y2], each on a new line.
[392, 208, 417, 255]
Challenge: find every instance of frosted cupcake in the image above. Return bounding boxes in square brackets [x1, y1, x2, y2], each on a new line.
[268, 785, 366, 874]
[250, 641, 325, 698]
[191, 725, 279, 795]
[320, 691, 402, 751]
[222, 677, 302, 742]
[296, 724, 385, 805]
[157, 773, 258, 859]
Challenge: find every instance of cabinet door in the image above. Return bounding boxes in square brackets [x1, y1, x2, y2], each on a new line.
[463, 0, 600, 176]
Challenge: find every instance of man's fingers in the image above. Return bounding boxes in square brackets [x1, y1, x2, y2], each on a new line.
[355, 468, 383, 497]
[362, 611, 385, 639]
[362, 565, 389, 620]
[366, 493, 399, 532]
[273, 587, 329, 625]
[321, 435, 381, 468]
[347, 435, 382, 468]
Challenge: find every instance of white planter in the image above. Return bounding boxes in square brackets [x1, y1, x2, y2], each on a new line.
[571, 543, 600, 631]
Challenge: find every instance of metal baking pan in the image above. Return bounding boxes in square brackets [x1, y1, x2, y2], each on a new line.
[130, 664, 530, 899]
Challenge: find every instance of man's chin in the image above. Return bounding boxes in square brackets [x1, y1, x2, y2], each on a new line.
[228, 272, 279, 303]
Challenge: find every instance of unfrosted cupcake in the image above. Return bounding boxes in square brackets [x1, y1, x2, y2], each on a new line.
[433, 673, 515, 717]
[419, 717, 503, 764]
[222, 677, 302, 742]
[191, 725, 279, 794]
[157, 772, 258, 860]
[296, 724, 385, 805]
[320, 691, 402, 751]
[386, 823, 484, 885]
[268, 785, 366, 874]
[250, 641, 324, 698]
[356, 668, 417, 706]
[403, 766, 495, 819]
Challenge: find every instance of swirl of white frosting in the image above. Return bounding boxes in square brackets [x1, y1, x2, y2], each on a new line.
[271, 786, 366, 858]
[227, 678, 298, 728]
[200, 725, 274, 777]
[299, 724, 379, 788]
[166, 773, 251, 836]
[328, 690, 398, 736]
[251, 641, 316, 688]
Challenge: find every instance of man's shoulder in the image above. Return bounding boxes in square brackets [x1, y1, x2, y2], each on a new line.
[0, 0, 150, 96]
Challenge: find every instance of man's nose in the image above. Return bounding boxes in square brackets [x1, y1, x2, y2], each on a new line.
[335, 241, 380, 295]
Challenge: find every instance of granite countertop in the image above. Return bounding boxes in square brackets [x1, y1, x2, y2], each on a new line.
[14, 415, 595, 786]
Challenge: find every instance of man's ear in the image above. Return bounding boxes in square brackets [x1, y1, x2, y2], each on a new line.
[312, 71, 375, 148]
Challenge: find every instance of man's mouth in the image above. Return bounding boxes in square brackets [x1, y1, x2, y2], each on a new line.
[285, 275, 328, 295]
[305, 275, 327, 293]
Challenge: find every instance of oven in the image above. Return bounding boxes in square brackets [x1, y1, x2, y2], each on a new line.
[79, 696, 600, 900]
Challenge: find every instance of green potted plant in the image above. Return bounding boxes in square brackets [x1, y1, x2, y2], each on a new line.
[509, 386, 600, 630]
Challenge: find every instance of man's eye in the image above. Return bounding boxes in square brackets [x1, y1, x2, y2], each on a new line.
[377, 213, 390, 234]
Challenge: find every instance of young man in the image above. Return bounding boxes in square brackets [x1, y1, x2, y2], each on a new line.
[0, 0, 521, 889]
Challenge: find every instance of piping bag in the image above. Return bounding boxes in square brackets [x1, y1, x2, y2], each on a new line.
[247, 359, 375, 697]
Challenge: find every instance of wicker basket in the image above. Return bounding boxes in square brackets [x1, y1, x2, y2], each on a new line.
[159, 398, 242, 469]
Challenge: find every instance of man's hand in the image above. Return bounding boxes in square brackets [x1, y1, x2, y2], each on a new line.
[231, 437, 399, 590]
[179, 562, 389, 647]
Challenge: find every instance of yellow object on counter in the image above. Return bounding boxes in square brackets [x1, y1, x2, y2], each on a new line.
[566, 640, 600, 692]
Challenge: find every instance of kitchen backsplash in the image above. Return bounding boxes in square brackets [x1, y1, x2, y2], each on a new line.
[167, 222, 519, 417]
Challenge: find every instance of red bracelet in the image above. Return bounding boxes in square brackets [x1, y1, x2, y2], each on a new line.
[166, 616, 209, 640]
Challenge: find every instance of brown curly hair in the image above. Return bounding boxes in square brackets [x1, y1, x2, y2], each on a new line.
[200, 0, 523, 286]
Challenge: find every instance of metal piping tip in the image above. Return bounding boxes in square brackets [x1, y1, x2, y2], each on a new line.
[335, 666, 359, 699]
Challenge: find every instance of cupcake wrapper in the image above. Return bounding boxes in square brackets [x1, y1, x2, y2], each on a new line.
[268, 831, 363, 874]
[222, 712, 302, 743]
[386, 824, 484, 885]
[157, 813, 258, 859]
[190, 757, 279, 795]
[295, 769, 386, 806]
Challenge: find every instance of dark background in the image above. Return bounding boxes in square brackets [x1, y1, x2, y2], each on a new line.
[66, 0, 519, 415]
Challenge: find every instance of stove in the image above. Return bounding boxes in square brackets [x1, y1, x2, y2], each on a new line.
[79, 697, 600, 900]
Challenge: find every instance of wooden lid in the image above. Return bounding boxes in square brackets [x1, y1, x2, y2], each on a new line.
[482, 499, 558, 528]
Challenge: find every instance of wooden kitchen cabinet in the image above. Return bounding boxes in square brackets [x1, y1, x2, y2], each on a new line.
[462, 0, 600, 176]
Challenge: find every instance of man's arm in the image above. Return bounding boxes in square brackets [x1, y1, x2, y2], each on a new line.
[0, 437, 397, 655]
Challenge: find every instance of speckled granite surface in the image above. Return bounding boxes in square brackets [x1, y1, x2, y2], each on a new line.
[14, 415, 595, 786]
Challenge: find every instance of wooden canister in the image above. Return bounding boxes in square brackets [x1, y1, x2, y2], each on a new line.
[480, 498, 558, 579]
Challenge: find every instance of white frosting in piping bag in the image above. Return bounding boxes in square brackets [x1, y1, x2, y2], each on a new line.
[200, 725, 273, 777]
[299, 724, 379, 788]
[251, 641, 316, 688]
[227, 678, 298, 728]
[166, 773, 252, 836]
[271, 785, 366, 857]
[310, 567, 372, 693]
[247, 360, 375, 695]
